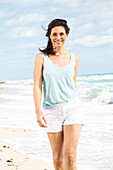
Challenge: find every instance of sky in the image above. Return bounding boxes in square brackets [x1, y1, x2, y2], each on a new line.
[0, 0, 113, 80]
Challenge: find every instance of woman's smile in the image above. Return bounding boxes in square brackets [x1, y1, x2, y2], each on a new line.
[55, 40, 63, 45]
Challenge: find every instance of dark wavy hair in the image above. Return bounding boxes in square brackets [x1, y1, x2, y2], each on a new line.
[39, 18, 70, 55]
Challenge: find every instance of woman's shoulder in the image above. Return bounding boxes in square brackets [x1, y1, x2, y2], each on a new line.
[36, 52, 44, 58]
[71, 52, 79, 66]
[72, 52, 79, 61]
[35, 53, 44, 67]
[65, 50, 79, 62]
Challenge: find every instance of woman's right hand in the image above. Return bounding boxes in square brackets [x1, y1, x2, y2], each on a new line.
[36, 110, 47, 128]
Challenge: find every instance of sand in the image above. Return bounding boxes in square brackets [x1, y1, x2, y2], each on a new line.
[0, 127, 54, 170]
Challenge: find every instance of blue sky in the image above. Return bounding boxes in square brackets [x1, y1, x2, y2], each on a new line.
[0, 0, 113, 80]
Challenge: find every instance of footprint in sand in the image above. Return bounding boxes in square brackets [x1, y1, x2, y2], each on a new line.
[7, 164, 15, 166]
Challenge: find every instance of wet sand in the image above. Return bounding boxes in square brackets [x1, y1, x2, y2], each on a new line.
[0, 127, 54, 170]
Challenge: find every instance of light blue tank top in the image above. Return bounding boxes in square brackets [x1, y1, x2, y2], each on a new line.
[42, 52, 77, 109]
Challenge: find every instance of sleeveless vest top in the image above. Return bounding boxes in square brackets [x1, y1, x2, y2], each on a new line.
[42, 52, 77, 109]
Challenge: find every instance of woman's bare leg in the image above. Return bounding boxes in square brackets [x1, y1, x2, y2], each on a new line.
[63, 124, 83, 170]
[47, 131, 64, 170]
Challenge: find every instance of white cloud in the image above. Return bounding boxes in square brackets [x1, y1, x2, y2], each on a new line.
[70, 34, 113, 47]
[9, 40, 47, 51]
[70, 22, 94, 38]
[90, 2, 113, 28]
[0, 10, 15, 20]
[6, 26, 43, 38]
[5, 13, 49, 26]
[0, 11, 7, 20]
[68, 0, 113, 30]
[10, 42, 38, 51]
[103, 28, 113, 35]
[49, 6, 57, 12]
[53, 0, 80, 7]
[99, 19, 113, 28]
[5, 18, 17, 26]
[0, 0, 41, 4]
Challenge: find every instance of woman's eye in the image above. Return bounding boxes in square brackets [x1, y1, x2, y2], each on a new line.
[53, 33, 57, 36]
[60, 33, 64, 36]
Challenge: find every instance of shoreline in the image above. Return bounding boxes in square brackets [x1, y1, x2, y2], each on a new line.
[0, 127, 54, 170]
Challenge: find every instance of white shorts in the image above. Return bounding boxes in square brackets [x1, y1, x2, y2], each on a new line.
[42, 96, 84, 133]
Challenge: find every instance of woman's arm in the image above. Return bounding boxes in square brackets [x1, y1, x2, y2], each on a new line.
[73, 54, 79, 88]
[33, 53, 43, 112]
[33, 53, 47, 127]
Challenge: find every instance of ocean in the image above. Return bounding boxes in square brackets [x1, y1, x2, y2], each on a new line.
[0, 73, 113, 170]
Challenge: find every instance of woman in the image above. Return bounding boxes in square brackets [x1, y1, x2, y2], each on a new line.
[33, 18, 84, 170]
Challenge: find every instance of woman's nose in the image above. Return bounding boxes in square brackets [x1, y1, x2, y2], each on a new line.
[56, 34, 60, 40]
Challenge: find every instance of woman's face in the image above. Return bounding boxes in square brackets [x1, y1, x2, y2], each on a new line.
[49, 26, 68, 48]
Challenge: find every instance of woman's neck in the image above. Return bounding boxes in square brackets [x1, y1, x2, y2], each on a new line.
[53, 46, 66, 55]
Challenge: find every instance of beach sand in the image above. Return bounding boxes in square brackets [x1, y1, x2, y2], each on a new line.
[0, 127, 54, 170]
